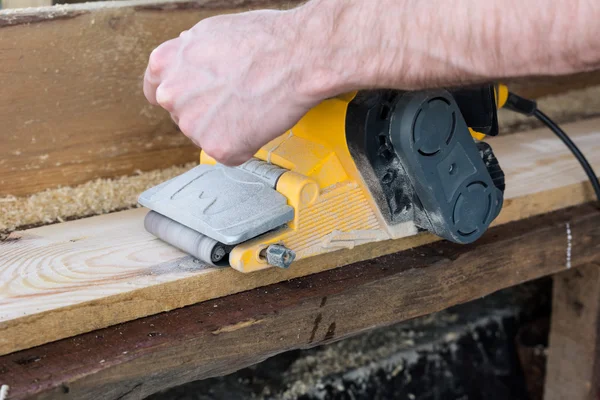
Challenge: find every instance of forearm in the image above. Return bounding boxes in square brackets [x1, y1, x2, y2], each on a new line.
[142, 0, 599, 165]
[291, 0, 600, 96]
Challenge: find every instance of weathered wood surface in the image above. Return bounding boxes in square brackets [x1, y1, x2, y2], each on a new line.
[507, 71, 600, 99]
[0, 119, 599, 356]
[544, 263, 600, 400]
[0, 1, 599, 197]
[0, 0, 304, 197]
[0, 204, 598, 400]
[2, 0, 52, 8]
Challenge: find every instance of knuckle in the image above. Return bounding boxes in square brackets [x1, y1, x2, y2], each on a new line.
[148, 39, 178, 75]
[148, 48, 164, 75]
[155, 84, 175, 111]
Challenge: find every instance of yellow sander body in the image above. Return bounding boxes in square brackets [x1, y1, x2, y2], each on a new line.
[139, 85, 509, 272]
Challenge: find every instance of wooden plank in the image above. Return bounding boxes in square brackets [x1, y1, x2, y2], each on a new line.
[544, 264, 600, 400]
[0, 2, 599, 197]
[508, 71, 600, 99]
[0, 0, 304, 197]
[0, 204, 598, 400]
[2, 0, 52, 8]
[1, 119, 599, 356]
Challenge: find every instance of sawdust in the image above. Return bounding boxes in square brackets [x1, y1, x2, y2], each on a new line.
[0, 163, 195, 235]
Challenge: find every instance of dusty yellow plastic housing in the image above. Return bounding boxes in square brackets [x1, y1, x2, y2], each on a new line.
[200, 86, 507, 272]
[200, 93, 397, 273]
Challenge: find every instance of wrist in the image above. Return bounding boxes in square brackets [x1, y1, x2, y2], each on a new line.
[282, 0, 352, 102]
[287, 0, 405, 100]
[289, 0, 493, 96]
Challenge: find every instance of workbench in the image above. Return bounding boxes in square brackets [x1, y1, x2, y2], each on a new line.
[1, 1, 599, 399]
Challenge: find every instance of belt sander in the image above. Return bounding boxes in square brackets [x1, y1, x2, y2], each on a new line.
[139, 84, 509, 273]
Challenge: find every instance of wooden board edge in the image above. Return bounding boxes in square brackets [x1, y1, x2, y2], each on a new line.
[544, 263, 600, 400]
[2, 204, 599, 399]
[0, 176, 597, 356]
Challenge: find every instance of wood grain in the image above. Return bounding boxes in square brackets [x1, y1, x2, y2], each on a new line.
[1, 119, 599, 356]
[2, 0, 52, 8]
[0, 0, 304, 197]
[544, 263, 600, 400]
[0, 1, 598, 197]
[1, 204, 599, 400]
[507, 71, 600, 99]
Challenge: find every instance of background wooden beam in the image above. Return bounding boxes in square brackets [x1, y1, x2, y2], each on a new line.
[544, 263, 600, 400]
[1, 0, 52, 8]
[507, 71, 600, 99]
[1, 204, 599, 400]
[0, 1, 599, 197]
[0, 0, 304, 197]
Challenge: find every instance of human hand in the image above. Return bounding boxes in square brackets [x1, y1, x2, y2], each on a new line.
[143, 8, 332, 166]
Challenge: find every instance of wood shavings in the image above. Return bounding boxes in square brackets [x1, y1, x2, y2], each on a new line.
[0, 162, 195, 234]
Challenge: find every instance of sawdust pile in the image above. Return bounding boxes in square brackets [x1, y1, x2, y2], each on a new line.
[0, 163, 195, 234]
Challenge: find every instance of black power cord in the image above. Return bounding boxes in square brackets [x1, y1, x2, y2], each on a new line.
[503, 92, 600, 203]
